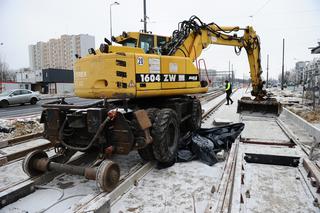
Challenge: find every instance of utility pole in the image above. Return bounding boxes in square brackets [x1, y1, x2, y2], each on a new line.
[143, 0, 147, 32]
[228, 60, 231, 81]
[266, 54, 269, 88]
[231, 64, 233, 83]
[281, 38, 285, 90]
[109, 2, 120, 41]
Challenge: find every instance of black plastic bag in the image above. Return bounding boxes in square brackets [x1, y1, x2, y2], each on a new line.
[177, 123, 245, 166]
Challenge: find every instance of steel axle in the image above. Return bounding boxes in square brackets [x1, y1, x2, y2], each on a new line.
[23, 150, 120, 192]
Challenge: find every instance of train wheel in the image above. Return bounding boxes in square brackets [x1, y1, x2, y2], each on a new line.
[22, 150, 48, 177]
[96, 160, 120, 192]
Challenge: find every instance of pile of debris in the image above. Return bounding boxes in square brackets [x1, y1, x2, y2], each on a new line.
[0, 117, 43, 141]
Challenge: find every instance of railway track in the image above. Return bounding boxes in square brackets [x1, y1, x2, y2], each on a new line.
[0, 89, 227, 212]
[0, 133, 47, 166]
[0, 89, 223, 167]
[206, 90, 320, 212]
[3, 89, 319, 212]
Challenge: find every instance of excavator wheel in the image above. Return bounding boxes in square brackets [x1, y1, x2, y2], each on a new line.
[96, 160, 120, 192]
[137, 108, 159, 161]
[152, 108, 179, 163]
[187, 98, 202, 131]
[22, 150, 48, 177]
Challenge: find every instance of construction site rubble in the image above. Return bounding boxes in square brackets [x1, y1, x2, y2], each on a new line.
[0, 117, 43, 141]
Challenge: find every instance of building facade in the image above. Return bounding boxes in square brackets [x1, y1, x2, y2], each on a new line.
[16, 68, 74, 94]
[294, 61, 308, 83]
[303, 58, 320, 83]
[28, 34, 95, 70]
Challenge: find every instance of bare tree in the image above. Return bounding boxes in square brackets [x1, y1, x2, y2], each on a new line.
[0, 57, 15, 82]
[278, 70, 296, 86]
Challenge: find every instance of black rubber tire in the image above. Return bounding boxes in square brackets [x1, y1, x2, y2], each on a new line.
[152, 108, 179, 163]
[0, 100, 9, 108]
[30, 97, 38, 105]
[137, 108, 159, 161]
[187, 98, 202, 131]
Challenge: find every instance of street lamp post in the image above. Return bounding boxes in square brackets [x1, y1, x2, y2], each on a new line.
[0, 43, 4, 83]
[109, 1, 120, 41]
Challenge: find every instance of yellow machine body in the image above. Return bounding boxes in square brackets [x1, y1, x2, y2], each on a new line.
[74, 51, 207, 99]
[74, 32, 208, 99]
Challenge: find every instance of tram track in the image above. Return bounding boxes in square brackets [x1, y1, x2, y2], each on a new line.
[0, 90, 228, 212]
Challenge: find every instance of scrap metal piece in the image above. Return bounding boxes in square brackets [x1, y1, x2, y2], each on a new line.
[134, 110, 153, 145]
[303, 158, 320, 193]
[237, 97, 282, 116]
[244, 153, 300, 167]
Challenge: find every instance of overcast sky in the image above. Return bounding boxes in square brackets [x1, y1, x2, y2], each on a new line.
[1, 0, 319, 79]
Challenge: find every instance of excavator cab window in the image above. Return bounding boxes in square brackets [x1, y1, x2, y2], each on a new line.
[122, 38, 137, 47]
[119, 38, 137, 47]
[157, 36, 167, 48]
[139, 34, 154, 53]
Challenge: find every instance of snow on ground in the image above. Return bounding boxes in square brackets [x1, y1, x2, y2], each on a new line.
[0, 149, 57, 193]
[112, 161, 225, 213]
[0, 152, 142, 213]
[0, 90, 244, 212]
[0, 115, 43, 141]
[112, 90, 245, 212]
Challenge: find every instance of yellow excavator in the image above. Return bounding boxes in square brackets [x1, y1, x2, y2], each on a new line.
[22, 16, 281, 192]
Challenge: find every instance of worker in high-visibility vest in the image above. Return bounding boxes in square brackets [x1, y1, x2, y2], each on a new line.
[225, 80, 233, 105]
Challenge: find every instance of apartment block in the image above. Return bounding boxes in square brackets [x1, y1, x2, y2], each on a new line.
[28, 34, 95, 70]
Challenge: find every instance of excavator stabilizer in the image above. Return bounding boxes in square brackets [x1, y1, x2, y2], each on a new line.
[237, 97, 282, 116]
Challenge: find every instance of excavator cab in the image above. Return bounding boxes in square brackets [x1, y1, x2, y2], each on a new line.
[112, 32, 169, 54]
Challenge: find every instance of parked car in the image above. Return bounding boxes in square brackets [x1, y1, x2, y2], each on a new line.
[0, 89, 40, 108]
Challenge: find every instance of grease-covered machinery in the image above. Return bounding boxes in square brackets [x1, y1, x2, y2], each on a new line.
[22, 16, 280, 191]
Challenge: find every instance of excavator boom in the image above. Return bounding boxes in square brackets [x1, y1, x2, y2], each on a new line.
[161, 16, 281, 115]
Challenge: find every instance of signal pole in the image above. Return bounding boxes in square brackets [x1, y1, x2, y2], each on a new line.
[281, 39, 285, 90]
[266, 54, 269, 88]
[143, 0, 147, 32]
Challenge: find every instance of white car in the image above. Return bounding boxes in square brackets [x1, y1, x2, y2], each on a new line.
[0, 89, 40, 108]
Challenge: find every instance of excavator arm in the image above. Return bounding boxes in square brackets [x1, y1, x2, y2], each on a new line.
[162, 16, 265, 99]
[161, 16, 281, 115]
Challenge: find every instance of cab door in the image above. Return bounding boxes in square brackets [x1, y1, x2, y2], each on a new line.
[136, 34, 161, 91]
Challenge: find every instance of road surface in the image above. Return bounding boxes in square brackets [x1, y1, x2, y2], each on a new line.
[0, 97, 99, 119]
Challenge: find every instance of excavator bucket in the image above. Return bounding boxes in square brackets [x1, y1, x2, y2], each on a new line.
[237, 97, 282, 116]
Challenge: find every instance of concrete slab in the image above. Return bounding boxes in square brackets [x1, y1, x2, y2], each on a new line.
[241, 119, 290, 143]
[241, 163, 318, 213]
